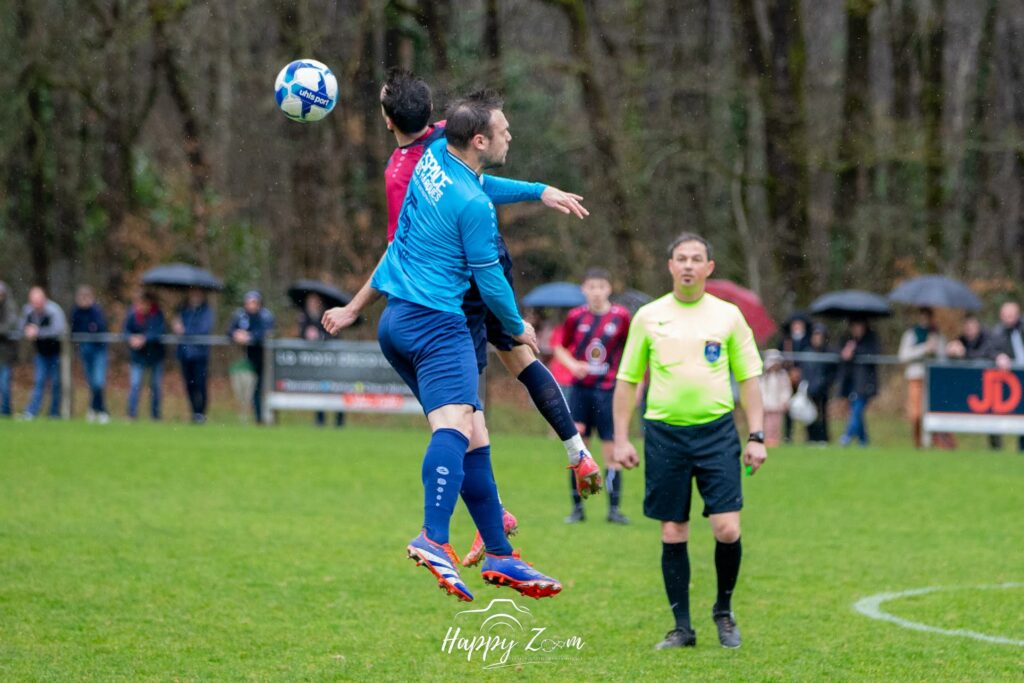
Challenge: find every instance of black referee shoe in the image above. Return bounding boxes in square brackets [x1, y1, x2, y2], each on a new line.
[712, 608, 741, 648]
[564, 506, 585, 524]
[655, 627, 696, 650]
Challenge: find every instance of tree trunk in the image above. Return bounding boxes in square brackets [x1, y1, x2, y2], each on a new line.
[539, 0, 641, 279]
[837, 0, 873, 232]
[919, 0, 944, 268]
[483, 0, 501, 83]
[734, 0, 812, 301]
[153, 6, 212, 267]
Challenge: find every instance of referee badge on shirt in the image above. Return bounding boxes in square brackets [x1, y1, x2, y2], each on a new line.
[704, 340, 722, 363]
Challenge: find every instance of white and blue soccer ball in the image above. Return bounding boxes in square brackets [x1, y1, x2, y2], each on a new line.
[274, 59, 338, 123]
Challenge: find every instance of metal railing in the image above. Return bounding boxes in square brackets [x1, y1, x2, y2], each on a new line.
[3, 331, 1021, 419]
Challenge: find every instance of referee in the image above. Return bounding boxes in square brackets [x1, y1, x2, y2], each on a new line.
[612, 233, 766, 650]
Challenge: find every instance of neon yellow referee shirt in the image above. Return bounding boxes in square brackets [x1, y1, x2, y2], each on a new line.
[617, 292, 763, 426]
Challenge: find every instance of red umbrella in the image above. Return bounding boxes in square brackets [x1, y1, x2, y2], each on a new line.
[705, 279, 777, 345]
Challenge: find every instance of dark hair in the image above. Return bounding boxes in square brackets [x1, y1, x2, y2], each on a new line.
[667, 232, 712, 260]
[582, 267, 612, 284]
[381, 68, 432, 134]
[444, 89, 504, 150]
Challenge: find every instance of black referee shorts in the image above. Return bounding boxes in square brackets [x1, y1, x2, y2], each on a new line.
[642, 414, 743, 522]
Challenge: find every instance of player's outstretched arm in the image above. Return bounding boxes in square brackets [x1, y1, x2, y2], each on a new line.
[481, 175, 588, 219]
[322, 254, 384, 336]
[612, 379, 640, 469]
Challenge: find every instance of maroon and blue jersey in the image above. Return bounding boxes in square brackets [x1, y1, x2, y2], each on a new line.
[560, 304, 632, 390]
[385, 122, 447, 242]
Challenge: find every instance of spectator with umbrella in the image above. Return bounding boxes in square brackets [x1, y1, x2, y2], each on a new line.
[777, 313, 811, 443]
[124, 289, 166, 421]
[897, 307, 951, 449]
[808, 290, 890, 448]
[889, 275, 982, 450]
[228, 291, 275, 424]
[802, 324, 836, 445]
[291, 281, 350, 428]
[172, 288, 214, 424]
[140, 263, 223, 423]
[837, 318, 881, 447]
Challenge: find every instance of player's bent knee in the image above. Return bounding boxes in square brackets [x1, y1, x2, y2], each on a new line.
[498, 345, 537, 376]
[468, 412, 490, 450]
[661, 521, 689, 543]
[711, 520, 741, 543]
[427, 404, 475, 440]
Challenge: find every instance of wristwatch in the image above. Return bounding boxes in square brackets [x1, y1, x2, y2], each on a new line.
[748, 431, 765, 444]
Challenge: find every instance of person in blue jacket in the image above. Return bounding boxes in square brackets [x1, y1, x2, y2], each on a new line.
[71, 285, 109, 423]
[124, 289, 166, 420]
[228, 291, 275, 422]
[173, 288, 214, 424]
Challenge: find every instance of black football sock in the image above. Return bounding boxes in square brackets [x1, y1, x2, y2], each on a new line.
[517, 361, 579, 442]
[662, 541, 691, 630]
[714, 538, 742, 612]
[568, 469, 582, 506]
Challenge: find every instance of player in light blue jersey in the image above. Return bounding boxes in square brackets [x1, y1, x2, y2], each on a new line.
[332, 91, 582, 601]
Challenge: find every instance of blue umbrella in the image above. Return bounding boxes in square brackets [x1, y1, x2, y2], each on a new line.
[808, 290, 891, 318]
[889, 275, 981, 311]
[521, 282, 585, 308]
[141, 263, 224, 290]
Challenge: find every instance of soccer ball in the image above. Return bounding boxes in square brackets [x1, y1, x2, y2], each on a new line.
[274, 59, 338, 123]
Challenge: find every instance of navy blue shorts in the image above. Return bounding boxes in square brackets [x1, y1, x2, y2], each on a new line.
[642, 414, 743, 522]
[378, 298, 482, 415]
[463, 237, 519, 373]
[569, 386, 614, 441]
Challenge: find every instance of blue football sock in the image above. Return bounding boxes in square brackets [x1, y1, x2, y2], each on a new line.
[517, 360, 578, 442]
[460, 445, 514, 556]
[421, 428, 469, 544]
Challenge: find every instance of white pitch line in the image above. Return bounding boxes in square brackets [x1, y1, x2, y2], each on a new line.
[852, 583, 1024, 647]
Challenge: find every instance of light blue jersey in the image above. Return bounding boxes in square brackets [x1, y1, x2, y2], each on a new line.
[372, 138, 544, 336]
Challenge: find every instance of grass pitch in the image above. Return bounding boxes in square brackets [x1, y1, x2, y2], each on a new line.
[1, 420, 1022, 681]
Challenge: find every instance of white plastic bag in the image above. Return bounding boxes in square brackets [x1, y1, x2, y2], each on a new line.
[788, 381, 818, 425]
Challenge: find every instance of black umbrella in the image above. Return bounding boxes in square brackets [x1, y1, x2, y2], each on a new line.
[889, 275, 981, 311]
[287, 279, 352, 311]
[808, 290, 891, 318]
[521, 282, 585, 308]
[613, 288, 654, 313]
[141, 263, 224, 290]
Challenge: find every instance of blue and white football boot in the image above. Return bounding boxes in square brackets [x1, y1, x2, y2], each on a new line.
[406, 530, 474, 602]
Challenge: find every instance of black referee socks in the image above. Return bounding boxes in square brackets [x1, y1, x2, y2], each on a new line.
[661, 541, 691, 630]
[714, 538, 742, 613]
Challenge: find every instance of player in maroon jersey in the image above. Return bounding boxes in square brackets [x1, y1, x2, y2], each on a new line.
[554, 268, 633, 524]
[323, 70, 601, 575]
